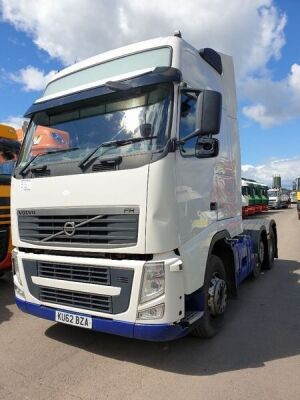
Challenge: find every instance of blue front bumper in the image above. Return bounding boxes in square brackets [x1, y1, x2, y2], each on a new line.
[16, 298, 188, 341]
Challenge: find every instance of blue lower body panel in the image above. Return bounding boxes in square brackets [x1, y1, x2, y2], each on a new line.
[16, 298, 188, 341]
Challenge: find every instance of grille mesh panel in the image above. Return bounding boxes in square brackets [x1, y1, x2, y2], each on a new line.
[39, 287, 112, 313]
[38, 262, 110, 285]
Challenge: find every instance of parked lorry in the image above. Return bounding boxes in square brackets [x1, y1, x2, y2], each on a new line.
[290, 191, 297, 204]
[241, 178, 255, 216]
[11, 35, 278, 340]
[0, 124, 20, 276]
[296, 178, 300, 219]
[260, 184, 269, 211]
[241, 179, 268, 216]
[17, 125, 70, 156]
[268, 188, 289, 209]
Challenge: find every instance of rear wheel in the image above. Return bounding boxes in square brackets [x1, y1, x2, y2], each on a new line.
[252, 235, 265, 278]
[264, 229, 275, 269]
[192, 255, 228, 338]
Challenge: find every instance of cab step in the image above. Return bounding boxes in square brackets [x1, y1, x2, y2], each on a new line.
[179, 311, 203, 327]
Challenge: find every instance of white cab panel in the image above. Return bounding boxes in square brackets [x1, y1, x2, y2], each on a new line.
[11, 165, 149, 254]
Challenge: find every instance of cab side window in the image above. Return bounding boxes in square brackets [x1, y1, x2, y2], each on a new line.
[179, 94, 197, 156]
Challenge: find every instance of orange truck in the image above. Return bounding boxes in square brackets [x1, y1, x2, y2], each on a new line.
[0, 124, 19, 275]
[0, 123, 69, 276]
[16, 125, 70, 155]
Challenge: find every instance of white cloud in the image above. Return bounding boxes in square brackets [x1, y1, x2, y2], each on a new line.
[3, 0, 300, 128]
[9, 66, 56, 91]
[0, 0, 286, 79]
[242, 63, 300, 127]
[242, 157, 300, 187]
[0, 115, 25, 129]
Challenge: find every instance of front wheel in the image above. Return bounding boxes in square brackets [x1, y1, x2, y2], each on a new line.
[191, 255, 228, 338]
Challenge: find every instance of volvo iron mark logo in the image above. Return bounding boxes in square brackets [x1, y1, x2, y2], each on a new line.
[63, 221, 76, 237]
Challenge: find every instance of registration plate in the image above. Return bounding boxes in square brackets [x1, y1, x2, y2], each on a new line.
[55, 310, 92, 329]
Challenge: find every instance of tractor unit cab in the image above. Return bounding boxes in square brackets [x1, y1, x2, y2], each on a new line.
[11, 35, 277, 341]
[268, 188, 289, 209]
[268, 188, 281, 209]
[0, 124, 20, 275]
[252, 182, 262, 212]
[245, 181, 256, 214]
[260, 184, 269, 211]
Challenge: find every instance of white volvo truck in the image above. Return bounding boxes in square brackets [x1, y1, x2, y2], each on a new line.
[11, 35, 278, 340]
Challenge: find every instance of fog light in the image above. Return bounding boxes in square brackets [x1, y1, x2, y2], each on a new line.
[137, 303, 165, 320]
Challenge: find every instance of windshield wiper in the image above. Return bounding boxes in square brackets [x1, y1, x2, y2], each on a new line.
[19, 147, 80, 176]
[78, 137, 157, 170]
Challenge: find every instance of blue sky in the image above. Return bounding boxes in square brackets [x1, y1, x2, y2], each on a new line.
[0, 0, 299, 187]
[239, 0, 300, 165]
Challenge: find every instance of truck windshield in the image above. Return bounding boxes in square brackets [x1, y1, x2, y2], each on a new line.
[17, 84, 172, 173]
[268, 190, 278, 197]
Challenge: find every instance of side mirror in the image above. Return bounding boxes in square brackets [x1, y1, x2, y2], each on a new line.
[196, 90, 222, 135]
[179, 89, 222, 145]
[195, 137, 219, 158]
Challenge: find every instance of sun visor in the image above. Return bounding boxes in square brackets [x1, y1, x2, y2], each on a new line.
[24, 67, 181, 118]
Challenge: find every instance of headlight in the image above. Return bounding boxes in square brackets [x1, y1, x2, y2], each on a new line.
[140, 262, 165, 304]
[12, 253, 21, 284]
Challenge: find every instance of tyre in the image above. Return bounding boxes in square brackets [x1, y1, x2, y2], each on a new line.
[264, 229, 275, 270]
[244, 228, 266, 278]
[251, 232, 268, 278]
[191, 255, 228, 338]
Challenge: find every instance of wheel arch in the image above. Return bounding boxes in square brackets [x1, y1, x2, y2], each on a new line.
[208, 230, 237, 298]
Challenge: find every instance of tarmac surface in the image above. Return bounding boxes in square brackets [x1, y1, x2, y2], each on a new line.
[0, 205, 299, 400]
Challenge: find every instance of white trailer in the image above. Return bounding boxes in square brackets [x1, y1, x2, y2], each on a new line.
[11, 34, 277, 340]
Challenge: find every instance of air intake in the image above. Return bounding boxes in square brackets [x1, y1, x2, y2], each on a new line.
[199, 48, 222, 75]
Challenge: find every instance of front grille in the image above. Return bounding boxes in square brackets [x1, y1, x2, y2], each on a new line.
[18, 207, 139, 248]
[39, 287, 112, 313]
[0, 227, 9, 262]
[23, 259, 134, 315]
[38, 261, 110, 285]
